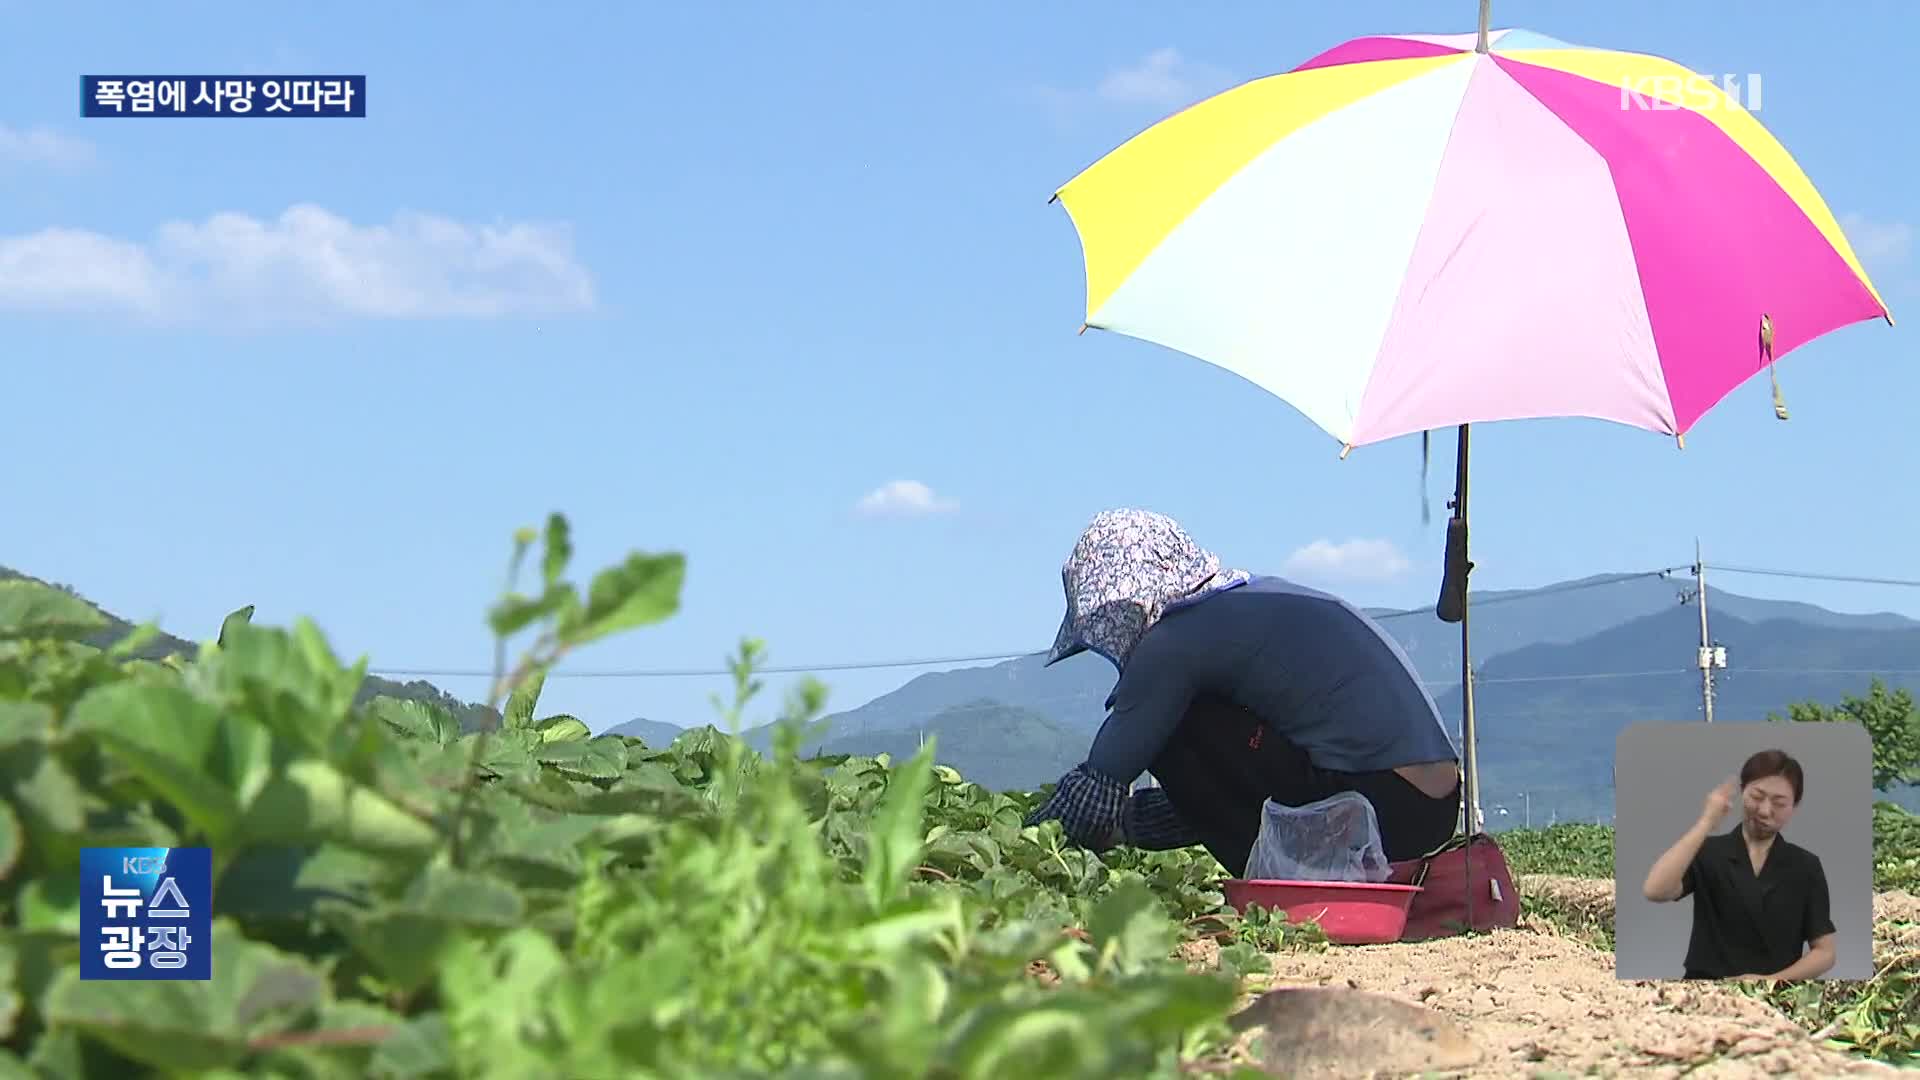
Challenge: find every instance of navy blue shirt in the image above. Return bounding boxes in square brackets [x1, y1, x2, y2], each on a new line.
[1084, 575, 1458, 784]
[1680, 827, 1835, 979]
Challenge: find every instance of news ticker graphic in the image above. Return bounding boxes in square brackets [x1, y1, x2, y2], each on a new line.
[79, 847, 213, 981]
[81, 76, 366, 118]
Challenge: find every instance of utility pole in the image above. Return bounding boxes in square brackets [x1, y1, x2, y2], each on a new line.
[1690, 540, 1728, 722]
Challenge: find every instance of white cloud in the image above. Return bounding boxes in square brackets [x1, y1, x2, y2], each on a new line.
[855, 480, 957, 518]
[1838, 212, 1919, 302]
[0, 203, 594, 326]
[1094, 48, 1232, 109]
[1840, 213, 1912, 268]
[1032, 48, 1235, 125]
[0, 124, 96, 170]
[1281, 538, 1412, 583]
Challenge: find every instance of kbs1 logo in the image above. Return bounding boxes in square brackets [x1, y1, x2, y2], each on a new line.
[1619, 72, 1763, 114]
[79, 847, 213, 981]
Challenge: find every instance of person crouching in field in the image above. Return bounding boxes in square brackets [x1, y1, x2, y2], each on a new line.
[1023, 508, 1462, 877]
[1641, 749, 1837, 981]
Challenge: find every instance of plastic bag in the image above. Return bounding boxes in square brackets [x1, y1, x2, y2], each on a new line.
[1243, 791, 1391, 882]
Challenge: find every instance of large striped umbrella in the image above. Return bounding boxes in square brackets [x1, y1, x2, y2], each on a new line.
[1050, 11, 1892, 833]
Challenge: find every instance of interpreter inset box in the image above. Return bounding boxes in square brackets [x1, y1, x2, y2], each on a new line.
[1613, 721, 1872, 981]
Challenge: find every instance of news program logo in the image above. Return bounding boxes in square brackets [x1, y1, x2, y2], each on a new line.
[1619, 73, 1763, 114]
[79, 847, 212, 981]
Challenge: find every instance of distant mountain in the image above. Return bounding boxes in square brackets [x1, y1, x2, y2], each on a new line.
[14, 560, 1916, 819]
[602, 717, 688, 747]
[745, 652, 1111, 756]
[1454, 604, 1920, 818]
[812, 699, 1085, 793]
[752, 574, 1916, 749]
[730, 574, 1918, 819]
[0, 566, 501, 733]
[1364, 571, 1918, 686]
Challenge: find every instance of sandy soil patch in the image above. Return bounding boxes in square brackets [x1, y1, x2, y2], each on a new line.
[1179, 881, 1919, 1077]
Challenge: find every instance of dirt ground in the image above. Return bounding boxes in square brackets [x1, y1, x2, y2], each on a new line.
[1178, 878, 1920, 1078]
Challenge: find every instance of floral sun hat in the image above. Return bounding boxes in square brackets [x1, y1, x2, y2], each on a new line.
[1044, 508, 1250, 670]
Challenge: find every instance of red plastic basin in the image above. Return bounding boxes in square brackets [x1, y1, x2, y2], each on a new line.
[1221, 879, 1422, 945]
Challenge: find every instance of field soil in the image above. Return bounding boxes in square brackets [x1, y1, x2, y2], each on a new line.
[1180, 878, 1920, 1078]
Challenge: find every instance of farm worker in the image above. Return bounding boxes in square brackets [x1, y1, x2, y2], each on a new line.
[1024, 508, 1462, 877]
[1640, 750, 1837, 980]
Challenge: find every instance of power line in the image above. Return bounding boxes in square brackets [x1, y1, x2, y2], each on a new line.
[1726, 667, 1920, 677]
[362, 560, 1917, 683]
[1706, 564, 1920, 589]
[373, 652, 1037, 680]
[1369, 566, 1687, 622]
[367, 662, 1920, 687]
[707, 663, 1920, 749]
[1470, 668, 1689, 686]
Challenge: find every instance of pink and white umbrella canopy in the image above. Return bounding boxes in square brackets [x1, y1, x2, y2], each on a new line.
[1054, 29, 1892, 448]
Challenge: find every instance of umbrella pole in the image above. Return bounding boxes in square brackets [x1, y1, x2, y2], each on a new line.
[1436, 423, 1481, 831]
[1453, 425, 1480, 837]
[1434, 422, 1482, 931]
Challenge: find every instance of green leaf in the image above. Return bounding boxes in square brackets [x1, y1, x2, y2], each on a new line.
[0, 800, 19, 884]
[343, 867, 525, 996]
[341, 911, 461, 997]
[106, 622, 164, 660]
[217, 604, 255, 647]
[40, 920, 328, 1072]
[540, 513, 573, 590]
[367, 1013, 452, 1078]
[0, 716, 88, 852]
[557, 552, 685, 648]
[942, 1005, 1100, 1079]
[192, 618, 365, 746]
[245, 999, 412, 1077]
[863, 742, 936, 910]
[534, 714, 591, 743]
[1084, 878, 1177, 976]
[366, 696, 461, 744]
[535, 736, 629, 781]
[15, 874, 81, 935]
[213, 845, 389, 922]
[0, 580, 108, 641]
[21, 1028, 139, 1078]
[471, 731, 542, 784]
[246, 759, 440, 857]
[403, 865, 526, 926]
[478, 813, 599, 890]
[66, 683, 266, 844]
[503, 669, 546, 729]
[438, 930, 568, 1076]
[848, 898, 965, 954]
[0, 936, 18, 1041]
[486, 584, 576, 639]
[0, 702, 54, 749]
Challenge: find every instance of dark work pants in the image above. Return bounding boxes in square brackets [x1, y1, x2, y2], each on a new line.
[1147, 695, 1461, 878]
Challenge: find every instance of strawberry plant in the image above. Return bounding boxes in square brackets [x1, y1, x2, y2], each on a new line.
[0, 517, 1267, 1079]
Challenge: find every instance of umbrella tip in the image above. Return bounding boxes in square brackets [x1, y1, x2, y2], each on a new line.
[1077, 323, 1089, 336]
[1339, 443, 1353, 460]
[1675, 434, 1686, 450]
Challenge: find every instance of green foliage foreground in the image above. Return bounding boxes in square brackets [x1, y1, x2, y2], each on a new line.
[0, 518, 1274, 1079]
[5, 516, 1918, 1076]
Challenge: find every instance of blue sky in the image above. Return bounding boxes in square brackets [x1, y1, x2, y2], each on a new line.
[4, 2, 1914, 735]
